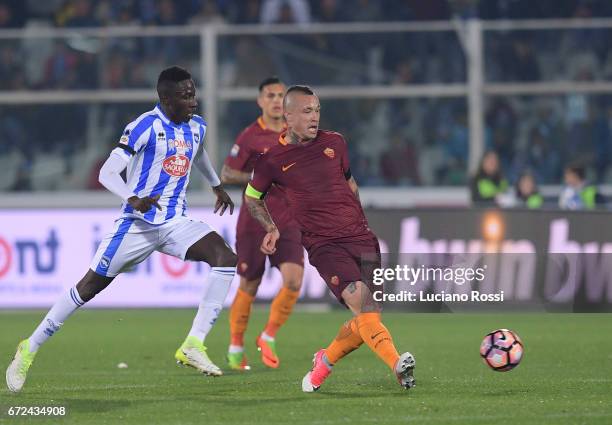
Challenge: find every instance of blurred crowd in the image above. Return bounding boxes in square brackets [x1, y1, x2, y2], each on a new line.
[1, 0, 612, 194]
[470, 150, 607, 210]
[2, 0, 612, 29]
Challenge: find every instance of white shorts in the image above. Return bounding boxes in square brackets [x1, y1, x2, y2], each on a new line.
[90, 216, 214, 277]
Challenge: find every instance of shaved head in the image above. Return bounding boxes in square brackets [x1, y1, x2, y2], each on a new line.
[283, 85, 315, 112]
[283, 85, 320, 142]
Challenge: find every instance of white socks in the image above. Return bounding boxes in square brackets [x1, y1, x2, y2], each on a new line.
[28, 286, 85, 352]
[261, 331, 275, 342]
[26, 267, 235, 353]
[187, 267, 235, 342]
[228, 344, 244, 353]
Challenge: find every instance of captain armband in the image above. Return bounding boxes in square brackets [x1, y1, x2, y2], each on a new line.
[245, 183, 265, 199]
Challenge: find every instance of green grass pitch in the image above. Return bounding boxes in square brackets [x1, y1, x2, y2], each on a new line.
[1, 309, 611, 424]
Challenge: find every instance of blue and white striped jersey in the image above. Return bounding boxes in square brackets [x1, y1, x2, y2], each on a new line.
[114, 104, 206, 224]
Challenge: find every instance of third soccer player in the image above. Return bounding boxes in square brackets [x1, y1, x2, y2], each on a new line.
[221, 77, 304, 370]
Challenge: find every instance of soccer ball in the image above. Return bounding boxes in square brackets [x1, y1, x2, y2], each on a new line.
[480, 329, 524, 371]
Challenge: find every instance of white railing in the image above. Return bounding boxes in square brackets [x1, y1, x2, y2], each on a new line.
[1, 18, 611, 205]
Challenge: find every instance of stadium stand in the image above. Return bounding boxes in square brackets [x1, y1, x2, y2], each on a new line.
[0, 0, 611, 197]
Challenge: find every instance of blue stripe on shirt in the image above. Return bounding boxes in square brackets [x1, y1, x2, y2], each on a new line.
[124, 123, 157, 215]
[144, 126, 175, 222]
[165, 124, 195, 221]
[127, 115, 156, 151]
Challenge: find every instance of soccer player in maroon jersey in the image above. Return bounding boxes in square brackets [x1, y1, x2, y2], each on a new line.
[221, 77, 304, 370]
[244, 85, 416, 392]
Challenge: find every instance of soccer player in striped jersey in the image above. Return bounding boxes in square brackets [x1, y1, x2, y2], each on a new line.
[6, 66, 237, 393]
[221, 77, 304, 371]
[244, 85, 416, 392]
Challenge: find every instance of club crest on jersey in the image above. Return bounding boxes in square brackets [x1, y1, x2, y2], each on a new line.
[194, 133, 200, 143]
[230, 144, 240, 157]
[163, 154, 190, 177]
[324, 148, 335, 159]
[100, 256, 111, 269]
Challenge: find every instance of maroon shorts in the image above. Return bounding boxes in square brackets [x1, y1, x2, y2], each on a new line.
[235, 226, 304, 281]
[307, 236, 381, 305]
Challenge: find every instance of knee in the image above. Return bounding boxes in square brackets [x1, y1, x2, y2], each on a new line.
[239, 279, 260, 296]
[280, 264, 303, 292]
[213, 249, 237, 268]
[283, 275, 302, 292]
[75, 271, 113, 302]
[76, 280, 101, 303]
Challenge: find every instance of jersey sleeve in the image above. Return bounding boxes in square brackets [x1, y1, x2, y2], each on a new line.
[224, 129, 252, 170]
[247, 154, 276, 199]
[198, 123, 207, 149]
[116, 117, 154, 157]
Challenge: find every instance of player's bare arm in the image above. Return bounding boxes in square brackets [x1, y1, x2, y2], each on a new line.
[212, 184, 234, 216]
[347, 176, 361, 203]
[192, 138, 233, 215]
[221, 164, 252, 185]
[244, 195, 280, 254]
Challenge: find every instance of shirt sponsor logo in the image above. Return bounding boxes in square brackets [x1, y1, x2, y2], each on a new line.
[163, 154, 190, 177]
[230, 144, 240, 157]
[282, 162, 297, 172]
[167, 138, 192, 152]
[324, 148, 335, 159]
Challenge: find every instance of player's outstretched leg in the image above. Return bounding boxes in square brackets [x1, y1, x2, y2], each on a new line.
[176, 232, 237, 376]
[6, 271, 112, 392]
[256, 263, 302, 369]
[175, 265, 235, 376]
[302, 317, 363, 392]
[347, 282, 416, 390]
[227, 280, 257, 371]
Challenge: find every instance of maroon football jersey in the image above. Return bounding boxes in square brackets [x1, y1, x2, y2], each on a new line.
[224, 117, 293, 232]
[250, 129, 373, 249]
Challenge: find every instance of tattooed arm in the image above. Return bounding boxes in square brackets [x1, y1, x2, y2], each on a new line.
[244, 195, 277, 233]
[244, 193, 280, 255]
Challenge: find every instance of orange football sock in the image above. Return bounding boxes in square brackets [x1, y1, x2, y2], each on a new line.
[264, 287, 300, 337]
[356, 312, 400, 370]
[229, 288, 255, 346]
[325, 318, 364, 364]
